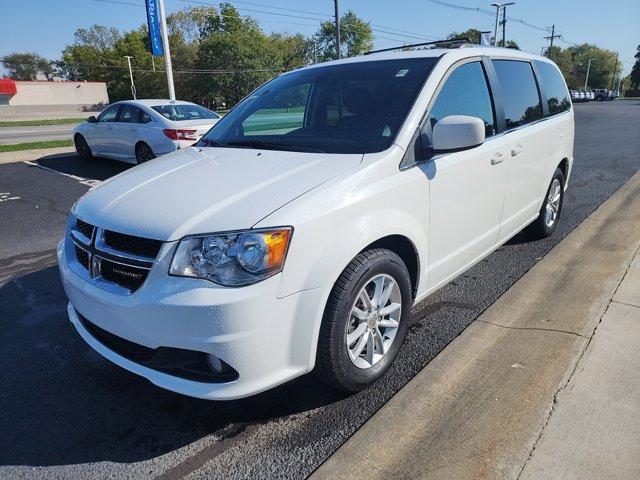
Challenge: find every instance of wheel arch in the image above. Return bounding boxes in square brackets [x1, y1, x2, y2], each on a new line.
[360, 234, 420, 299]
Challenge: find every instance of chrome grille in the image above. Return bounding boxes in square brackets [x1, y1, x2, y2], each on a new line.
[70, 221, 162, 294]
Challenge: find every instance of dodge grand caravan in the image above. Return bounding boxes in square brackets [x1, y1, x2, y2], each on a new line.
[58, 44, 574, 400]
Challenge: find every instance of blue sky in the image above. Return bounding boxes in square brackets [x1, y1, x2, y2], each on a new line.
[1, 0, 637, 76]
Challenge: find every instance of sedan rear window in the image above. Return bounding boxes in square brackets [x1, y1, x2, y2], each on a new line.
[152, 104, 220, 121]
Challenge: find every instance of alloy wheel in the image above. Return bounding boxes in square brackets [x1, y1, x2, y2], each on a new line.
[545, 178, 562, 227]
[346, 273, 402, 369]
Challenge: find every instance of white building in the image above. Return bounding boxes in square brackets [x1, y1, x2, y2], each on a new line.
[0, 79, 109, 107]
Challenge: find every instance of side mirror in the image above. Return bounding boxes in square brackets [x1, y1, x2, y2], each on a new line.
[87, 115, 97, 123]
[431, 115, 485, 152]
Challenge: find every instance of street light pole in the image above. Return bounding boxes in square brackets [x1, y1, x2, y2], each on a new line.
[490, 3, 514, 46]
[334, 0, 341, 60]
[491, 3, 500, 46]
[124, 55, 136, 100]
[157, 0, 175, 101]
[584, 58, 595, 90]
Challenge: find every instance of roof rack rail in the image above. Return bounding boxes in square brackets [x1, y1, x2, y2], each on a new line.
[364, 37, 473, 55]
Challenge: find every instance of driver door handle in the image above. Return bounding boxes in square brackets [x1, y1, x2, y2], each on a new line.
[511, 144, 525, 156]
[490, 152, 505, 165]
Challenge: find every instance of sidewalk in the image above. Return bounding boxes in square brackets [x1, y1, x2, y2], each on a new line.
[0, 146, 75, 165]
[312, 171, 640, 480]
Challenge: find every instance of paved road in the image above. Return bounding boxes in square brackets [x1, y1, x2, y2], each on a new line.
[0, 123, 77, 144]
[1, 101, 639, 479]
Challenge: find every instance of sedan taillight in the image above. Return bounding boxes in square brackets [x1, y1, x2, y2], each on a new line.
[163, 129, 197, 141]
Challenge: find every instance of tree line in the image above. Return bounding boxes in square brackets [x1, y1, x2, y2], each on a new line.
[2, 5, 637, 108]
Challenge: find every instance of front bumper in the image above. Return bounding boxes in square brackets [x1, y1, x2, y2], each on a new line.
[57, 238, 325, 400]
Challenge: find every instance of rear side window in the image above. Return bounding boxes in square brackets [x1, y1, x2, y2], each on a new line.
[428, 61, 496, 138]
[118, 104, 141, 123]
[534, 60, 571, 115]
[492, 60, 543, 129]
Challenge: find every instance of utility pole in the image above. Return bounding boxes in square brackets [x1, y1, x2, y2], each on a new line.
[157, 0, 175, 101]
[584, 58, 595, 90]
[124, 55, 136, 100]
[501, 3, 514, 46]
[334, 0, 341, 60]
[610, 52, 618, 90]
[543, 25, 561, 59]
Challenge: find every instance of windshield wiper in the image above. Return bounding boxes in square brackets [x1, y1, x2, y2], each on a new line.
[224, 140, 324, 153]
[198, 138, 224, 147]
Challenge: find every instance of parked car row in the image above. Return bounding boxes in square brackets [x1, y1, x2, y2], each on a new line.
[570, 89, 619, 102]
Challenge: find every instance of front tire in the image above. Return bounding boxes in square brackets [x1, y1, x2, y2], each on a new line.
[315, 249, 412, 392]
[523, 167, 565, 240]
[74, 134, 93, 161]
[135, 142, 155, 164]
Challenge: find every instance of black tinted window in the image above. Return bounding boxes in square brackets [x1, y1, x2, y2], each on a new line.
[429, 61, 495, 138]
[534, 60, 571, 115]
[492, 60, 543, 129]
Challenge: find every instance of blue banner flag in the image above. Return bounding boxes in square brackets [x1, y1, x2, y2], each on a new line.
[146, 0, 164, 56]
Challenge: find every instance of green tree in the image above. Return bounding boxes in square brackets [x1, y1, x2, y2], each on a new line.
[1, 52, 53, 80]
[315, 10, 373, 61]
[630, 44, 640, 90]
[447, 29, 518, 48]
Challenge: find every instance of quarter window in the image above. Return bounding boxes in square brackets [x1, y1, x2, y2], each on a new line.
[428, 61, 496, 139]
[534, 60, 571, 115]
[491, 60, 543, 129]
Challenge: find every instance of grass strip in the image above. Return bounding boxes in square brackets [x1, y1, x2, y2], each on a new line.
[0, 139, 74, 153]
[0, 118, 86, 127]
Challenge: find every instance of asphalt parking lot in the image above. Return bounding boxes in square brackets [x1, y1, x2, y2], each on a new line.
[1, 101, 639, 479]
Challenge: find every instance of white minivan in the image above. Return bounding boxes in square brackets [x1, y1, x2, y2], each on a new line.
[58, 44, 574, 400]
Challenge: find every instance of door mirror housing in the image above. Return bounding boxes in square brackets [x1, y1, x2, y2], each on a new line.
[430, 115, 485, 152]
[87, 115, 97, 124]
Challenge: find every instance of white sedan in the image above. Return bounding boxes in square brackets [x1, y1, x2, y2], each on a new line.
[73, 99, 220, 164]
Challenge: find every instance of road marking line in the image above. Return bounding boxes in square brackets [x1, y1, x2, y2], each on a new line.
[22, 160, 102, 187]
[0, 192, 20, 202]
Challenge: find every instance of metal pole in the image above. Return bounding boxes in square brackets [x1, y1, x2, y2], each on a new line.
[151, 55, 156, 72]
[584, 59, 593, 90]
[492, 5, 500, 46]
[334, 0, 341, 59]
[124, 55, 136, 100]
[501, 6, 507, 46]
[157, 0, 175, 101]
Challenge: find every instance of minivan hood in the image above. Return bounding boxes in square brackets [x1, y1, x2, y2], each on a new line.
[74, 147, 362, 241]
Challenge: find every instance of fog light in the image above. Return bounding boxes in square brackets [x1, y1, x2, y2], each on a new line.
[208, 354, 223, 374]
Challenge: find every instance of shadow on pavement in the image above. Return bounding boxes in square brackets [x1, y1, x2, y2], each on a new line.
[34, 154, 131, 182]
[0, 264, 347, 467]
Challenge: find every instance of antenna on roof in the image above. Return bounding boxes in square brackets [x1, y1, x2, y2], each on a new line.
[364, 37, 472, 55]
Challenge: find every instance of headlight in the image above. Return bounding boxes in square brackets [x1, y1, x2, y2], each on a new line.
[169, 227, 292, 286]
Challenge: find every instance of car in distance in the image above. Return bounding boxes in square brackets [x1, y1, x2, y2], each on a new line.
[594, 89, 612, 101]
[73, 99, 220, 164]
[59, 45, 574, 400]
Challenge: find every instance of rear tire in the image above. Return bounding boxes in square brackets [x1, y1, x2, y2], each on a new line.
[523, 167, 565, 240]
[135, 142, 155, 164]
[315, 249, 412, 392]
[74, 134, 93, 161]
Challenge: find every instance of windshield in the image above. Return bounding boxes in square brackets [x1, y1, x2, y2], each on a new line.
[198, 58, 439, 154]
[152, 104, 220, 121]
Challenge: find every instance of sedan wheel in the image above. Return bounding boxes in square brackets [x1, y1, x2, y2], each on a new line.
[135, 143, 156, 164]
[74, 135, 93, 161]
